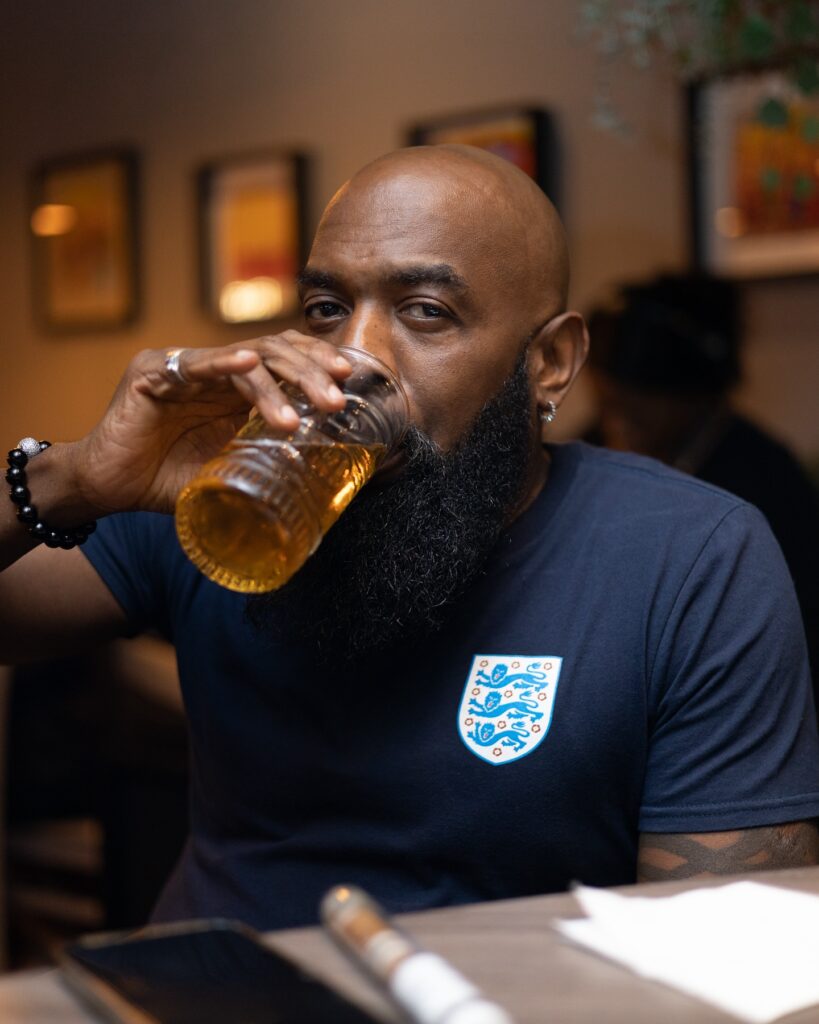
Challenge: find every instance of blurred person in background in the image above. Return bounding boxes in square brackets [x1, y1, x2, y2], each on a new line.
[586, 274, 819, 694]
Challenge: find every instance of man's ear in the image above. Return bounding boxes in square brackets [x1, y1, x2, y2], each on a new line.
[529, 311, 589, 412]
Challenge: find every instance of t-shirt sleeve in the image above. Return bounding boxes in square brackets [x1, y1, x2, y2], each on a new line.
[639, 501, 819, 832]
[80, 511, 177, 640]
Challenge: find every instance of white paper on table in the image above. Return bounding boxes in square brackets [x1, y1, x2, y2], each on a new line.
[554, 880, 819, 1023]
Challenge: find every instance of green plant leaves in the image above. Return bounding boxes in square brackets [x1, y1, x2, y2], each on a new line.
[580, 1, 819, 133]
[580, 1, 819, 86]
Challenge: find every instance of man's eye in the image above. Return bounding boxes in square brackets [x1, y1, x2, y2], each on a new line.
[305, 301, 345, 320]
[402, 302, 447, 319]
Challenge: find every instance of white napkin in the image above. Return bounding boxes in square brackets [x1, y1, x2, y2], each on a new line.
[555, 880, 819, 1023]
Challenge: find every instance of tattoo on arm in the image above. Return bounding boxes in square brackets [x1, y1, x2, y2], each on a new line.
[637, 821, 819, 883]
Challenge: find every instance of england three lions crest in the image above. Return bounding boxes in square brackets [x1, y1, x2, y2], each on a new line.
[458, 654, 562, 766]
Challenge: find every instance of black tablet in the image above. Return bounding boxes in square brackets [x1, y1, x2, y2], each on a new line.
[59, 918, 381, 1024]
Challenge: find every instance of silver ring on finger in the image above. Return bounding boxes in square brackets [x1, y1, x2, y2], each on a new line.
[164, 348, 189, 385]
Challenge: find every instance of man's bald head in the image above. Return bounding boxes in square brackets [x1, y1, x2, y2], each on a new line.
[302, 142, 587, 455]
[320, 144, 569, 316]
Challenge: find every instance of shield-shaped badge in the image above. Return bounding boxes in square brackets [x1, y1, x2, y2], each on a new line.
[457, 654, 562, 766]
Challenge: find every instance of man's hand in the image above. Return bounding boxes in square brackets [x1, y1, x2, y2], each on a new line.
[637, 822, 819, 882]
[71, 332, 352, 517]
[0, 332, 355, 656]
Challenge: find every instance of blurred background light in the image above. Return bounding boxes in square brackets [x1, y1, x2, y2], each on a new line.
[30, 203, 77, 237]
[218, 276, 283, 323]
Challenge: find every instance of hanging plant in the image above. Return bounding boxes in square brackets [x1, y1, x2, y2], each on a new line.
[579, 0, 819, 133]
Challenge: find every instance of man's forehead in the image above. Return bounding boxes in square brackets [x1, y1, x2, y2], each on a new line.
[310, 174, 519, 289]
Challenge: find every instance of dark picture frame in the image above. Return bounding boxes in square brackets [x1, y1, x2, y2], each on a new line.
[408, 106, 559, 206]
[29, 149, 139, 331]
[198, 151, 308, 324]
[688, 67, 819, 279]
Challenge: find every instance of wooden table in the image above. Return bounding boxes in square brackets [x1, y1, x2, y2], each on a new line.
[2, 865, 819, 1023]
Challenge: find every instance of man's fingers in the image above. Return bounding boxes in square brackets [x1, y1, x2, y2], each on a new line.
[166, 347, 261, 384]
[228, 365, 301, 430]
[267, 332, 354, 382]
[151, 335, 354, 433]
[258, 344, 347, 411]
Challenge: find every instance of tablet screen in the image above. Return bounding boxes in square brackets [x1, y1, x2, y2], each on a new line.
[63, 921, 379, 1023]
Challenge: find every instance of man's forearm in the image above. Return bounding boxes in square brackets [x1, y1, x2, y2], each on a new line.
[0, 441, 128, 665]
[637, 821, 819, 883]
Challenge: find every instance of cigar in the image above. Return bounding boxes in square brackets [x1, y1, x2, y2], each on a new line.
[321, 884, 515, 1024]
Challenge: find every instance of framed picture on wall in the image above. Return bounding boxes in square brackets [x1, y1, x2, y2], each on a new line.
[407, 106, 558, 205]
[198, 151, 308, 325]
[29, 149, 139, 331]
[689, 68, 819, 278]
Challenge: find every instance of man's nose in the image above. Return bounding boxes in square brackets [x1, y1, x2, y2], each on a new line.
[339, 305, 396, 376]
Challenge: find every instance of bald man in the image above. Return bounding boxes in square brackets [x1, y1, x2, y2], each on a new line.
[2, 146, 818, 929]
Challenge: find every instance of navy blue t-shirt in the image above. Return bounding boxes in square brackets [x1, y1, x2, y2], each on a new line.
[82, 443, 819, 929]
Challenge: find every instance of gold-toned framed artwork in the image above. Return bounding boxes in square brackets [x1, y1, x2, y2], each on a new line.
[198, 151, 308, 325]
[30, 149, 139, 330]
[408, 106, 558, 202]
[690, 68, 819, 278]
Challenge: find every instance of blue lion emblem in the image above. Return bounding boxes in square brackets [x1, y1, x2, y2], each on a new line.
[468, 691, 544, 721]
[467, 721, 529, 752]
[475, 662, 547, 690]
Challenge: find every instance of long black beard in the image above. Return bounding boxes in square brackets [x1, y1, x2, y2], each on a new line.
[245, 347, 535, 658]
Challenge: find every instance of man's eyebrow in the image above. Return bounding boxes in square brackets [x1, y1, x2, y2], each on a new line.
[296, 264, 469, 294]
[296, 268, 338, 292]
[389, 264, 469, 293]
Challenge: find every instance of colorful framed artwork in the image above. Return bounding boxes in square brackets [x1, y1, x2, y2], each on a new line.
[689, 69, 819, 278]
[408, 106, 558, 203]
[198, 151, 308, 324]
[29, 149, 139, 331]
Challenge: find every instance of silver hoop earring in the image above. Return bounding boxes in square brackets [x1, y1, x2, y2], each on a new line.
[540, 401, 557, 425]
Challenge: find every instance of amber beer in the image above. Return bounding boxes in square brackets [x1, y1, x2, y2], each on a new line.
[174, 349, 408, 594]
[175, 439, 385, 593]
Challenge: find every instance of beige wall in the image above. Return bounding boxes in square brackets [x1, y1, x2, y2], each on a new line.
[0, 0, 816, 455]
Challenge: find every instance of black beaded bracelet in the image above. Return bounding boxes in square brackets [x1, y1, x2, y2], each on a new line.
[6, 438, 97, 549]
